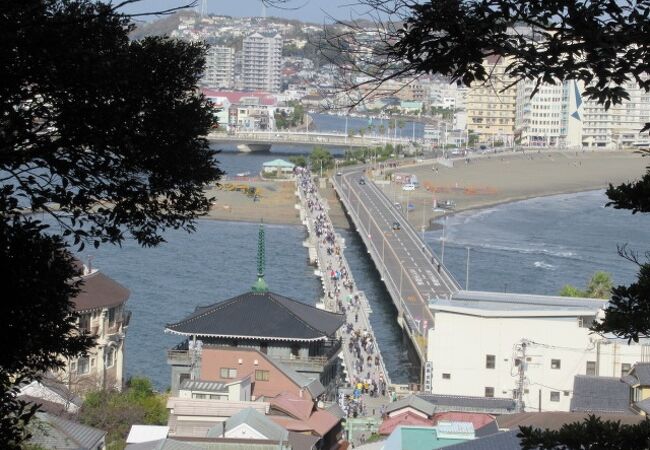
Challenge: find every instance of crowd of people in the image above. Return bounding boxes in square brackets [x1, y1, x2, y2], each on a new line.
[297, 167, 388, 418]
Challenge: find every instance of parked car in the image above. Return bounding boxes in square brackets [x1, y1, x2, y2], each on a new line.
[392, 221, 401, 231]
[402, 183, 416, 191]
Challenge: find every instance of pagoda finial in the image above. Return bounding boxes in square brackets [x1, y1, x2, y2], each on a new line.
[251, 221, 268, 292]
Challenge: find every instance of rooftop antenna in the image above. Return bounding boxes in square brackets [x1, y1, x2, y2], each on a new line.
[251, 221, 268, 292]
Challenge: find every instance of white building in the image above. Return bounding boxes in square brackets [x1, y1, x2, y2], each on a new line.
[515, 80, 583, 148]
[426, 290, 649, 412]
[242, 32, 282, 92]
[582, 80, 650, 148]
[202, 45, 235, 89]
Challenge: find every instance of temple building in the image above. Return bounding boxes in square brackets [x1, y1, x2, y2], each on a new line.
[166, 224, 345, 399]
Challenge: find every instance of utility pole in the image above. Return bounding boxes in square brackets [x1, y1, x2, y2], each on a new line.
[515, 341, 527, 412]
[441, 215, 446, 264]
[465, 246, 470, 290]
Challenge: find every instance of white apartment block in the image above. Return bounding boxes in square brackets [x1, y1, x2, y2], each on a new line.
[202, 45, 235, 89]
[425, 291, 649, 412]
[242, 32, 282, 92]
[515, 80, 583, 148]
[582, 81, 650, 148]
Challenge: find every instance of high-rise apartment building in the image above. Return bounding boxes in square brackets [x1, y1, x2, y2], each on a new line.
[242, 32, 282, 92]
[465, 56, 517, 143]
[515, 80, 584, 148]
[582, 81, 650, 148]
[202, 45, 235, 89]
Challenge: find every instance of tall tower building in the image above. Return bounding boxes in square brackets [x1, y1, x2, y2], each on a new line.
[465, 56, 517, 144]
[241, 32, 282, 92]
[202, 45, 235, 89]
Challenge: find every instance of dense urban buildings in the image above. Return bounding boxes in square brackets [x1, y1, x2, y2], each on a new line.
[202, 45, 235, 89]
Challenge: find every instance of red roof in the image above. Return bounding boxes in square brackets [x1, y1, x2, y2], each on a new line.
[270, 407, 340, 437]
[201, 88, 277, 106]
[270, 392, 313, 421]
[379, 412, 433, 435]
[432, 412, 495, 430]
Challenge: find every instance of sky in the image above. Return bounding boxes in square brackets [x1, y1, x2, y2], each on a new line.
[119, 0, 380, 24]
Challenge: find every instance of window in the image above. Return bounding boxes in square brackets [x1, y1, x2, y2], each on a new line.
[108, 307, 117, 327]
[485, 387, 494, 398]
[586, 361, 597, 376]
[220, 368, 237, 379]
[77, 357, 89, 375]
[255, 370, 270, 381]
[622, 363, 632, 377]
[486, 354, 496, 369]
[105, 347, 115, 368]
[193, 393, 206, 399]
[563, 391, 571, 397]
[78, 314, 90, 333]
[551, 359, 561, 369]
[442, 373, 451, 380]
[260, 342, 268, 355]
[550, 391, 560, 402]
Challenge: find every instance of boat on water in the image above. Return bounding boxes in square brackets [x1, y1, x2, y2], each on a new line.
[235, 171, 251, 177]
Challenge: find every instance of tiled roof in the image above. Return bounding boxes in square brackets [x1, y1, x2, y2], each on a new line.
[385, 395, 436, 416]
[496, 412, 646, 431]
[432, 412, 495, 430]
[165, 291, 344, 341]
[634, 398, 650, 414]
[417, 394, 517, 414]
[180, 380, 227, 393]
[570, 375, 633, 414]
[29, 412, 106, 450]
[445, 430, 521, 450]
[631, 363, 650, 385]
[73, 269, 129, 312]
[287, 432, 320, 450]
[270, 392, 313, 421]
[224, 408, 289, 442]
[125, 439, 202, 450]
[379, 411, 433, 435]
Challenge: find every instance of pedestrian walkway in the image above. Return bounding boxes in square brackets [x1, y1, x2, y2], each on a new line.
[296, 168, 391, 420]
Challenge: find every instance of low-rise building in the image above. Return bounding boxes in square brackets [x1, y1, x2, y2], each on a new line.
[55, 264, 130, 394]
[425, 290, 649, 412]
[262, 159, 295, 178]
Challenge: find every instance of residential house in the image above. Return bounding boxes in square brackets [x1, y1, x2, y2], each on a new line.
[27, 412, 106, 450]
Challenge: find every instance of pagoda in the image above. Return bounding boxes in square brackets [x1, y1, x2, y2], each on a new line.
[165, 224, 345, 397]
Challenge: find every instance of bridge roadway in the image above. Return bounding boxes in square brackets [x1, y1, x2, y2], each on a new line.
[208, 130, 420, 149]
[332, 166, 461, 369]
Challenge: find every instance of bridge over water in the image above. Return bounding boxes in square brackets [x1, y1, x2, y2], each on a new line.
[332, 165, 462, 386]
[208, 130, 421, 152]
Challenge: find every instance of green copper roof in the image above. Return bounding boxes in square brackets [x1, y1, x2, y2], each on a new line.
[251, 222, 268, 292]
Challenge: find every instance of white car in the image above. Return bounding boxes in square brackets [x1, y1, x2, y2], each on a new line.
[402, 184, 416, 191]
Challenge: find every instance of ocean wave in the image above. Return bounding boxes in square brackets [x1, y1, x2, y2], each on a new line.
[443, 240, 577, 259]
[534, 261, 556, 270]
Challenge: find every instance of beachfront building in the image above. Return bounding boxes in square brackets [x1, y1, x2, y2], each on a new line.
[514, 80, 584, 148]
[581, 80, 650, 149]
[202, 45, 235, 89]
[242, 32, 282, 92]
[465, 56, 517, 144]
[56, 264, 130, 393]
[165, 225, 345, 398]
[425, 291, 649, 412]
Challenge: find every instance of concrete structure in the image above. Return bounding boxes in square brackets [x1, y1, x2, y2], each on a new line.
[262, 159, 295, 177]
[515, 80, 583, 148]
[425, 290, 650, 412]
[203, 45, 235, 89]
[582, 81, 650, 148]
[465, 56, 517, 143]
[57, 264, 130, 393]
[242, 33, 282, 92]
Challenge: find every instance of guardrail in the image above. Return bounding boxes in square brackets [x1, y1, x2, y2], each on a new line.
[296, 178, 392, 387]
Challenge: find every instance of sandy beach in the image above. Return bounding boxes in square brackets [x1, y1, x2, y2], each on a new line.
[202, 150, 646, 230]
[374, 150, 647, 230]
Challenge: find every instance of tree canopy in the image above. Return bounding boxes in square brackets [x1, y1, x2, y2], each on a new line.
[1, 1, 221, 447]
[560, 271, 613, 299]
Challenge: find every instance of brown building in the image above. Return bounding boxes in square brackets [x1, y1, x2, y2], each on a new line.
[166, 225, 345, 400]
[57, 264, 130, 393]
